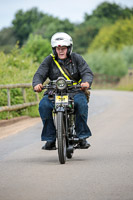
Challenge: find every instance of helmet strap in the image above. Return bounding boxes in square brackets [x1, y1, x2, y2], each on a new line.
[67, 46, 71, 57]
[52, 47, 58, 58]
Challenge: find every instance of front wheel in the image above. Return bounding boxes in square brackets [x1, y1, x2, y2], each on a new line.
[57, 112, 66, 164]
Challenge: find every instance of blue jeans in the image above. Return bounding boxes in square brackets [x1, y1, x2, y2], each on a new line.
[39, 92, 92, 141]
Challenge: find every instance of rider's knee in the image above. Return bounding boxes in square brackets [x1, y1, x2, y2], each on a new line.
[39, 97, 52, 112]
[74, 94, 87, 109]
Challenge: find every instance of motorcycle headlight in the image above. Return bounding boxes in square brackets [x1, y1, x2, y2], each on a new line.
[56, 77, 67, 90]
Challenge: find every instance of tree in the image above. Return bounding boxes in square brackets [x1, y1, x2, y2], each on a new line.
[88, 17, 133, 51]
[72, 25, 98, 54]
[34, 17, 75, 40]
[75, 2, 125, 54]
[12, 8, 44, 46]
[12, 7, 75, 47]
[85, 2, 133, 22]
[0, 27, 17, 53]
[92, 2, 122, 21]
[73, 15, 114, 53]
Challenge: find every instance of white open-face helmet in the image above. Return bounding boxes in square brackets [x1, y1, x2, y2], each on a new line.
[51, 32, 73, 57]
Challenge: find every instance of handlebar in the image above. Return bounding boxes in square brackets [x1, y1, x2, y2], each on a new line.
[34, 80, 91, 92]
[42, 84, 82, 90]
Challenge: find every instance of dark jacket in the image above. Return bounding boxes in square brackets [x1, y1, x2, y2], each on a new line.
[32, 53, 93, 89]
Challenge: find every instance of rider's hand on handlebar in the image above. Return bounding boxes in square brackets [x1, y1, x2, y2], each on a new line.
[34, 84, 43, 92]
[80, 82, 90, 90]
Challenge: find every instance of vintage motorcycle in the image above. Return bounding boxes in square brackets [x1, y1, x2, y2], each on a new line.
[42, 77, 89, 164]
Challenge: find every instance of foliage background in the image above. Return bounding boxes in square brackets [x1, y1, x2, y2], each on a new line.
[0, 1, 133, 119]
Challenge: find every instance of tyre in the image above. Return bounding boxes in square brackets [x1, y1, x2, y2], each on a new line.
[57, 112, 66, 164]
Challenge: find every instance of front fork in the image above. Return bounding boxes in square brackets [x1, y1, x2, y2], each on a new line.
[53, 106, 68, 140]
[53, 106, 78, 149]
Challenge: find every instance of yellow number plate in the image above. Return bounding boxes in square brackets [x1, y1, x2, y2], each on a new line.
[55, 95, 68, 104]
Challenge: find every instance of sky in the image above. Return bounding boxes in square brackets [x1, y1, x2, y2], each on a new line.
[0, 0, 133, 30]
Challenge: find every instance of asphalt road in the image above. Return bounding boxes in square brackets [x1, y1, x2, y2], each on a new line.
[0, 90, 133, 200]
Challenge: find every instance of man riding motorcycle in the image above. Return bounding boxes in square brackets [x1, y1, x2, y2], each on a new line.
[32, 32, 94, 150]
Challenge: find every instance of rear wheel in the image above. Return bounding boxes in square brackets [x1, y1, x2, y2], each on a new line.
[57, 112, 66, 164]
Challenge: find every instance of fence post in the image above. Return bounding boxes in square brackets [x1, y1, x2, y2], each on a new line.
[22, 88, 26, 103]
[0, 83, 40, 113]
[35, 93, 39, 102]
[7, 89, 11, 106]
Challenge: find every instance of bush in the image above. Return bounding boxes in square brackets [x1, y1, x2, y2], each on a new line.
[84, 48, 127, 81]
[120, 46, 133, 68]
[0, 45, 39, 84]
[22, 34, 51, 63]
[0, 45, 41, 119]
